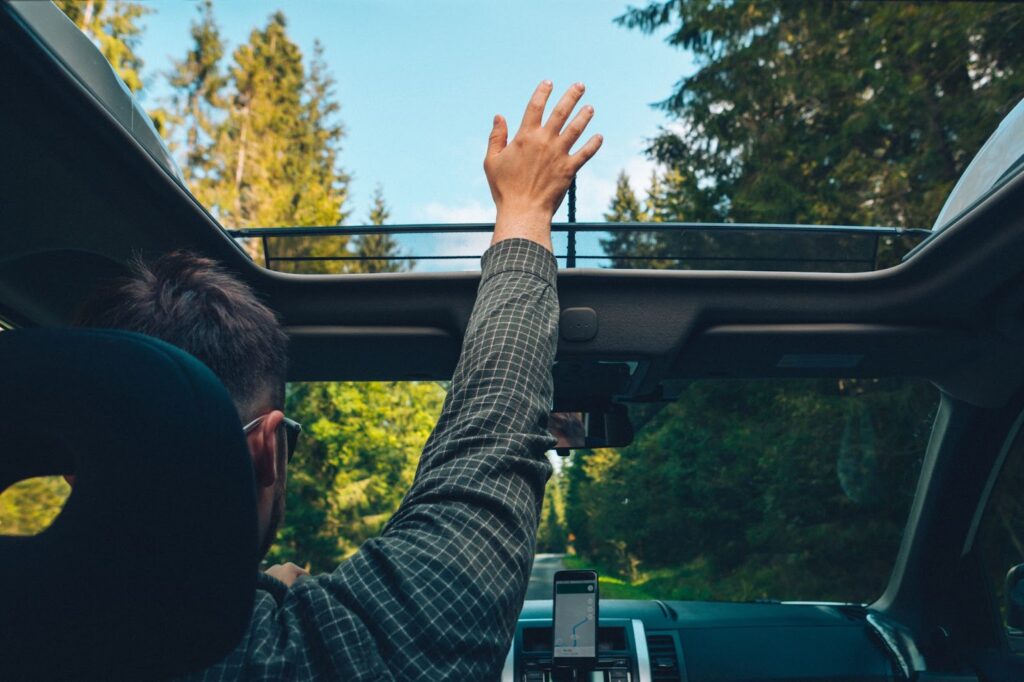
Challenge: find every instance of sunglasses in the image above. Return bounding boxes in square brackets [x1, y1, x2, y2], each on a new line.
[242, 414, 303, 462]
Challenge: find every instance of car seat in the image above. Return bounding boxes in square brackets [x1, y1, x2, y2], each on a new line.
[0, 329, 258, 680]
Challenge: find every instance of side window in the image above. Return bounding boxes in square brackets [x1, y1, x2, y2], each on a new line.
[0, 477, 70, 536]
[978, 419, 1024, 642]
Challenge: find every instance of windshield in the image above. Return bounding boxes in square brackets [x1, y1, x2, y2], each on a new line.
[28, 1, 1024, 274]
[545, 378, 939, 603]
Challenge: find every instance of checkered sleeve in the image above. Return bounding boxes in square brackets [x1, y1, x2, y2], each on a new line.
[179, 238, 559, 681]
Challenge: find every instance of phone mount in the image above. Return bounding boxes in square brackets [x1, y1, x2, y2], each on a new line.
[568, 666, 592, 682]
[553, 665, 625, 682]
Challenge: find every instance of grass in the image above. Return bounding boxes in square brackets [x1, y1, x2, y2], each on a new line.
[562, 555, 660, 600]
[562, 554, 769, 602]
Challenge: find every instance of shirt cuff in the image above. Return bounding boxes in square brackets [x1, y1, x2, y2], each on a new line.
[480, 238, 558, 288]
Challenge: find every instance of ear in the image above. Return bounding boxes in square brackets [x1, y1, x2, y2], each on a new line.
[247, 410, 285, 489]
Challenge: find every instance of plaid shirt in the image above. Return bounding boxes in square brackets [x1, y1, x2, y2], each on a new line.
[181, 238, 559, 681]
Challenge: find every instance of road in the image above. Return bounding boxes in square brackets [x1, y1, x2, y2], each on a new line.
[526, 553, 566, 600]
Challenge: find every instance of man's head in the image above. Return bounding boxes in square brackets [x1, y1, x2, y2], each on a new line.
[74, 250, 291, 561]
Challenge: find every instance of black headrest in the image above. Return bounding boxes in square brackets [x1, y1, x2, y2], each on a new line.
[0, 329, 258, 680]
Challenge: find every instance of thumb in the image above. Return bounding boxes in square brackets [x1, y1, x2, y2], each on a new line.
[487, 114, 508, 156]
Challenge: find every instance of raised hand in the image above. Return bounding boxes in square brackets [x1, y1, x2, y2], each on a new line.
[484, 80, 603, 251]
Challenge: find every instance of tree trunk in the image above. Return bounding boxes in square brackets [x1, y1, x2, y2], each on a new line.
[233, 104, 249, 224]
[80, 0, 95, 37]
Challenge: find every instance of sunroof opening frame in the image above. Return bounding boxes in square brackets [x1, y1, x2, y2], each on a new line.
[226, 222, 931, 274]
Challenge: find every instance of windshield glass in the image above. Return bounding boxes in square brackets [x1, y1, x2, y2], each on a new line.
[547, 378, 939, 603]
[36, 1, 1024, 273]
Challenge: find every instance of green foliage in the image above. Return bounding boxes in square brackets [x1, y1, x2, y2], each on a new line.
[0, 477, 69, 536]
[563, 555, 656, 600]
[565, 379, 938, 602]
[614, 1, 1024, 234]
[182, 14, 350, 232]
[583, 5, 1020, 601]
[163, 0, 226, 175]
[268, 382, 446, 572]
[537, 465, 568, 553]
[600, 172, 683, 269]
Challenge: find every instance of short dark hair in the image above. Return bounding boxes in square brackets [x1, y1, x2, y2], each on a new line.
[75, 251, 288, 418]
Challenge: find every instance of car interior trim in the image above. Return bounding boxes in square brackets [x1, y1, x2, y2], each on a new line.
[631, 618, 652, 682]
[502, 638, 515, 682]
[961, 404, 1024, 556]
[874, 394, 963, 617]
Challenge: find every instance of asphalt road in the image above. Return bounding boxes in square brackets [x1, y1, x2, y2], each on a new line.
[526, 553, 566, 600]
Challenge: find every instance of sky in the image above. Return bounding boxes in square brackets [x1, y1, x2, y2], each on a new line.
[131, 0, 695, 269]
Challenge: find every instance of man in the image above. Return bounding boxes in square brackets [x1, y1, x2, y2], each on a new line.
[77, 81, 601, 680]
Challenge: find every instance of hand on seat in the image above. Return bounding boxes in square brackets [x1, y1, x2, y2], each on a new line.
[265, 562, 309, 587]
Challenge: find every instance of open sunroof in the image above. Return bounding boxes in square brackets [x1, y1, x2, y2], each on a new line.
[226, 222, 930, 275]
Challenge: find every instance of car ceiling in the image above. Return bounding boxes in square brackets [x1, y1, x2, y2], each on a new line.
[3, 5, 1024, 411]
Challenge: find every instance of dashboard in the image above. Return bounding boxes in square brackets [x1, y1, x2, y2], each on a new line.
[504, 600, 897, 682]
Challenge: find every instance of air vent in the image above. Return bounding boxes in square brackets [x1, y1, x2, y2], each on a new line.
[645, 633, 681, 682]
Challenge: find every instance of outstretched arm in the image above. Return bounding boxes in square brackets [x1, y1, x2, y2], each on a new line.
[340, 81, 602, 680]
[197, 82, 601, 682]
[340, 81, 601, 680]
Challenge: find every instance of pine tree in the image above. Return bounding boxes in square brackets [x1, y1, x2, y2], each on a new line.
[601, 172, 680, 269]
[292, 40, 351, 228]
[352, 186, 409, 273]
[172, 13, 351, 272]
[603, 172, 646, 223]
[616, 1, 1024, 229]
[165, 0, 225, 182]
[54, 0, 151, 93]
[601, 172, 651, 269]
[201, 12, 305, 226]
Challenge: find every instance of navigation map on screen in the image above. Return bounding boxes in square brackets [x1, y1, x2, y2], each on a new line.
[553, 579, 597, 659]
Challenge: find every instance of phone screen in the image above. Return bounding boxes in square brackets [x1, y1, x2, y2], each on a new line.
[552, 570, 598, 664]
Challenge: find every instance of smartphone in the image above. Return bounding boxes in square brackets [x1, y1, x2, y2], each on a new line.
[552, 569, 598, 667]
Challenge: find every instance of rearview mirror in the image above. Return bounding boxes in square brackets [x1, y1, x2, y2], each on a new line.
[549, 404, 634, 452]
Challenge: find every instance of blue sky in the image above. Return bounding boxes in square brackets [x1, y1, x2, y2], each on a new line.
[132, 1, 694, 268]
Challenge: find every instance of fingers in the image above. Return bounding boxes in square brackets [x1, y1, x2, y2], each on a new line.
[561, 104, 594, 150]
[570, 134, 604, 170]
[520, 80, 553, 130]
[545, 82, 585, 133]
[487, 114, 508, 156]
[265, 562, 309, 587]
